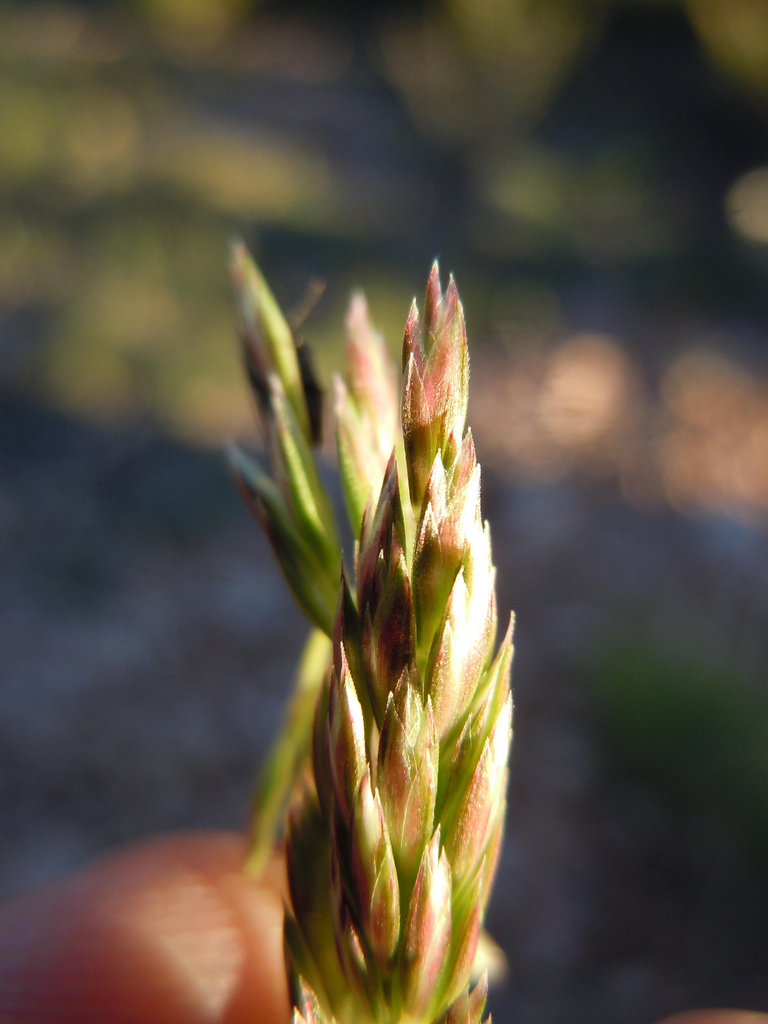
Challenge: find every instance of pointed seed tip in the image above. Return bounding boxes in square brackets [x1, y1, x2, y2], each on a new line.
[346, 290, 367, 322]
[505, 612, 515, 642]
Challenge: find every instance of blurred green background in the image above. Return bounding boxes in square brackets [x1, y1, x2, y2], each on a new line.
[3, 0, 768, 443]
[3, 1, 768, 1021]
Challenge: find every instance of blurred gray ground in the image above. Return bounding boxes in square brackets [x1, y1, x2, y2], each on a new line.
[3, 2, 768, 1023]
[3, 384, 768, 1024]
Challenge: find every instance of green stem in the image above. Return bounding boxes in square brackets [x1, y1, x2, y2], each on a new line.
[246, 627, 332, 876]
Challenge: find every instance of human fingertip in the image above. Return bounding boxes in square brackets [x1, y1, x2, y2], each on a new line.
[0, 832, 290, 1024]
[656, 1012, 768, 1024]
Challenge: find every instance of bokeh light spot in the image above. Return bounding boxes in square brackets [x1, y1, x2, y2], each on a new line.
[726, 166, 768, 244]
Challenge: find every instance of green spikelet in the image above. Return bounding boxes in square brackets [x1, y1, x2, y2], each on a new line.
[235, 251, 513, 1024]
[228, 241, 340, 636]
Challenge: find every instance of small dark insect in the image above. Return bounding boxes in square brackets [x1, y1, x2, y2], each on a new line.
[289, 278, 326, 446]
